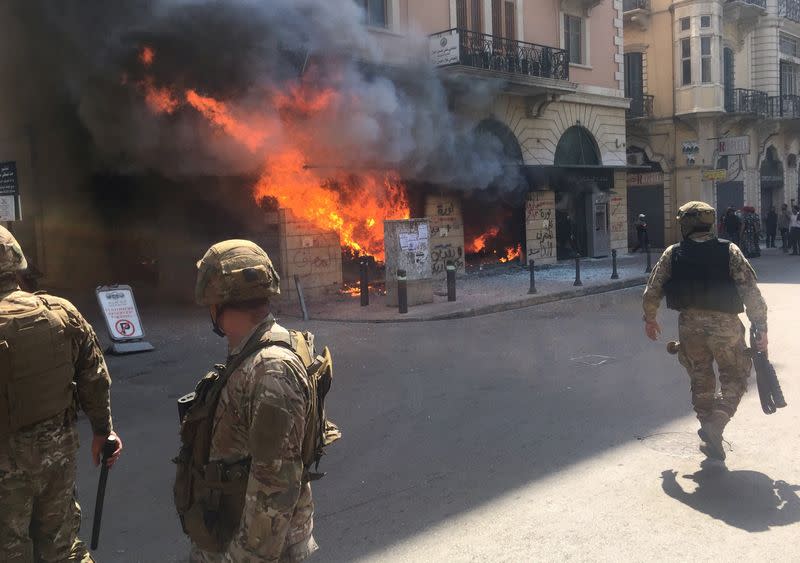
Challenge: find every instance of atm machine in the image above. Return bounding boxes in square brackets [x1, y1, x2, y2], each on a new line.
[586, 192, 610, 258]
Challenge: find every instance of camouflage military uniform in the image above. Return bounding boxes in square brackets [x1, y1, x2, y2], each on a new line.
[191, 316, 317, 563]
[0, 286, 113, 562]
[643, 232, 768, 420]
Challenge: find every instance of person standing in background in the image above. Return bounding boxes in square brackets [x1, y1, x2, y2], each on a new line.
[765, 206, 778, 248]
[790, 206, 800, 255]
[722, 207, 741, 246]
[778, 203, 792, 253]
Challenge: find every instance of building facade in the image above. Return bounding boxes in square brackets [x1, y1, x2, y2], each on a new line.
[625, 0, 800, 247]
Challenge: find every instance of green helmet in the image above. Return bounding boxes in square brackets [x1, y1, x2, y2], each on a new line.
[0, 225, 27, 276]
[195, 239, 280, 306]
[677, 201, 716, 237]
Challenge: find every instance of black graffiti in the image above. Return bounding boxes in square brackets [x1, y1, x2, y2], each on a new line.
[431, 243, 464, 274]
[436, 202, 455, 216]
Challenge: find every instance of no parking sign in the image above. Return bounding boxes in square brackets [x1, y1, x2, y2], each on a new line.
[96, 285, 154, 354]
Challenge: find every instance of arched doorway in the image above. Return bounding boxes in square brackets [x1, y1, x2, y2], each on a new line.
[552, 126, 610, 258]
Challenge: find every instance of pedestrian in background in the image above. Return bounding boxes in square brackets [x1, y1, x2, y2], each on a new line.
[0, 226, 123, 562]
[722, 207, 741, 245]
[765, 206, 778, 248]
[631, 213, 649, 253]
[740, 206, 761, 258]
[779, 203, 792, 253]
[791, 206, 800, 255]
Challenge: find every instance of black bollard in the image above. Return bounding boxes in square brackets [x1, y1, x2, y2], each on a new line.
[611, 249, 619, 280]
[574, 254, 583, 286]
[528, 258, 537, 294]
[397, 269, 408, 314]
[446, 262, 456, 302]
[645, 248, 652, 274]
[359, 259, 369, 307]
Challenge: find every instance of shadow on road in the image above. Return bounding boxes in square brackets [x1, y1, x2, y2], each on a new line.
[661, 462, 800, 532]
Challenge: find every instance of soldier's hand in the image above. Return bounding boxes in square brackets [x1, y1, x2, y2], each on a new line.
[755, 331, 768, 353]
[92, 431, 123, 468]
[644, 320, 662, 341]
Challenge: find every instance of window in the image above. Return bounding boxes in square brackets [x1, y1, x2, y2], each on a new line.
[505, 1, 516, 39]
[781, 61, 798, 96]
[564, 14, 584, 64]
[700, 15, 711, 28]
[680, 17, 690, 31]
[701, 36, 712, 83]
[681, 38, 691, 85]
[491, 0, 515, 38]
[456, 0, 482, 32]
[780, 34, 799, 57]
[361, 0, 387, 28]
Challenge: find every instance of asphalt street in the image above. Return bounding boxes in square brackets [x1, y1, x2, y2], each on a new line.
[75, 250, 800, 562]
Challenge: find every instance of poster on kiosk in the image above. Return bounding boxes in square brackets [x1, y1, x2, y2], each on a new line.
[96, 285, 154, 355]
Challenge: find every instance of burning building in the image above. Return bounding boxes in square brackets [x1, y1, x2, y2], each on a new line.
[1, 0, 630, 305]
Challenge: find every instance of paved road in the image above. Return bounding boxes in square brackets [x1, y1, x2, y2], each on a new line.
[76, 250, 800, 562]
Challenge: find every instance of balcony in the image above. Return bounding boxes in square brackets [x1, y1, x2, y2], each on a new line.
[623, 0, 651, 29]
[725, 88, 769, 116]
[626, 94, 654, 119]
[769, 95, 800, 118]
[779, 0, 800, 23]
[429, 29, 575, 95]
[724, 0, 767, 21]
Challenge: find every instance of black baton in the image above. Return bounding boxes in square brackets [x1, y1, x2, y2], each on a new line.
[91, 436, 118, 550]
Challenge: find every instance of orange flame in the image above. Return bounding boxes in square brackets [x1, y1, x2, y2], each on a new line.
[499, 244, 522, 263]
[467, 227, 500, 253]
[132, 50, 409, 260]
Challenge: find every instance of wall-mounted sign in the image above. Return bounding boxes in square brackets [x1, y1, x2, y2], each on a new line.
[430, 31, 460, 67]
[702, 169, 727, 181]
[717, 136, 750, 156]
[0, 161, 21, 221]
[96, 285, 154, 355]
[627, 172, 664, 186]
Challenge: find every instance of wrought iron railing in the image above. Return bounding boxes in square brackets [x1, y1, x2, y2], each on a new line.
[623, 0, 649, 11]
[780, 0, 800, 22]
[725, 88, 769, 115]
[769, 95, 800, 118]
[728, 0, 767, 8]
[627, 94, 654, 119]
[432, 29, 569, 81]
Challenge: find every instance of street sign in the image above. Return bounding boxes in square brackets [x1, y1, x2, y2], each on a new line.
[702, 169, 727, 181]
[430, 31, 460, 67]
[96, 285, 154, 355]
[0, 161, 21, 221]
[717, 136, 750, 156]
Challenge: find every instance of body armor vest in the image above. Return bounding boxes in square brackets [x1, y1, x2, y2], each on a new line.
[0, 292, 75, 437]
[663, 239, 744, 314]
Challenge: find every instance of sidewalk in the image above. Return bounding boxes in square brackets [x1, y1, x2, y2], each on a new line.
[292, 251, 655, 323]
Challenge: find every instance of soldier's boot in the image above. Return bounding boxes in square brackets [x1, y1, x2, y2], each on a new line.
[698, 410, 730, 461]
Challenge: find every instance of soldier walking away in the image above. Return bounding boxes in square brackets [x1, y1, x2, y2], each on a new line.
[641, 202, 768, 461]
[174, 240, 340, 563]
[0, 226, 123, 562]
[778, 203, 792, 253]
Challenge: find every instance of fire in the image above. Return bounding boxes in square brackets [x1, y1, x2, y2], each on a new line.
[499, 244, 522, 263]
[131, 46, 410, 259]
[467, 227, 500, 253]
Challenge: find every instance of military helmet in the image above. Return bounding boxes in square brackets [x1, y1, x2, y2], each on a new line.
[677, 201, 716, 237]
[195, 239, 280, 306]
[0, 225, 27, 276]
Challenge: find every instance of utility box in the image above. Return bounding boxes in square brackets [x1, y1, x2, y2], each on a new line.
[384, 219, 433, 307]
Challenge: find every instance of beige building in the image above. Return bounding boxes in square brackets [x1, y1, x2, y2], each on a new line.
[625, 0, 800, 247]
[365, 0, 630, 266]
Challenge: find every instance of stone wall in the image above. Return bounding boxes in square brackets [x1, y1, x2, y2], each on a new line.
[525, 191, 557, 266]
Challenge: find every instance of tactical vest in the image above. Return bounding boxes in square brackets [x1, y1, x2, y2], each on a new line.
[0, 292, 76, 438]
[663, 239, 744, 314]
[173, 321, 341, 553]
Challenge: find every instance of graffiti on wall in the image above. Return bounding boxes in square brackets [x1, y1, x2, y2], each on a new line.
[526, 192, 555, 260]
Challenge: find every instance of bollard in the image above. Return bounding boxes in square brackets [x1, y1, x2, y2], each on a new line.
[397, 269, 408, 314]
[359, 259, 369, 307]
[645, 248, 652, 274]
[528, 258, 537, 294]
[446, 262, 456, 302]
[574, 254, 583, 286]
[611, 249, 619, 280]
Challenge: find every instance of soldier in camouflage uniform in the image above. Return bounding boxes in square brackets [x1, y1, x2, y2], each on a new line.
[181, 240, 319, 562]
[0, 226, 123, 562]
[642, 202, 768, 460]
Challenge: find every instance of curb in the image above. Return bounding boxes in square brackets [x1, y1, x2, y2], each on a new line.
[302, 276, 648, 324]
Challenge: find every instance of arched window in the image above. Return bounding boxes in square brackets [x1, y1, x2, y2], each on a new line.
[554, 126, 601, 166]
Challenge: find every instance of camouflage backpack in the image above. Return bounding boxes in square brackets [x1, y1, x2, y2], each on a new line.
[173, 322, 341, 552]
